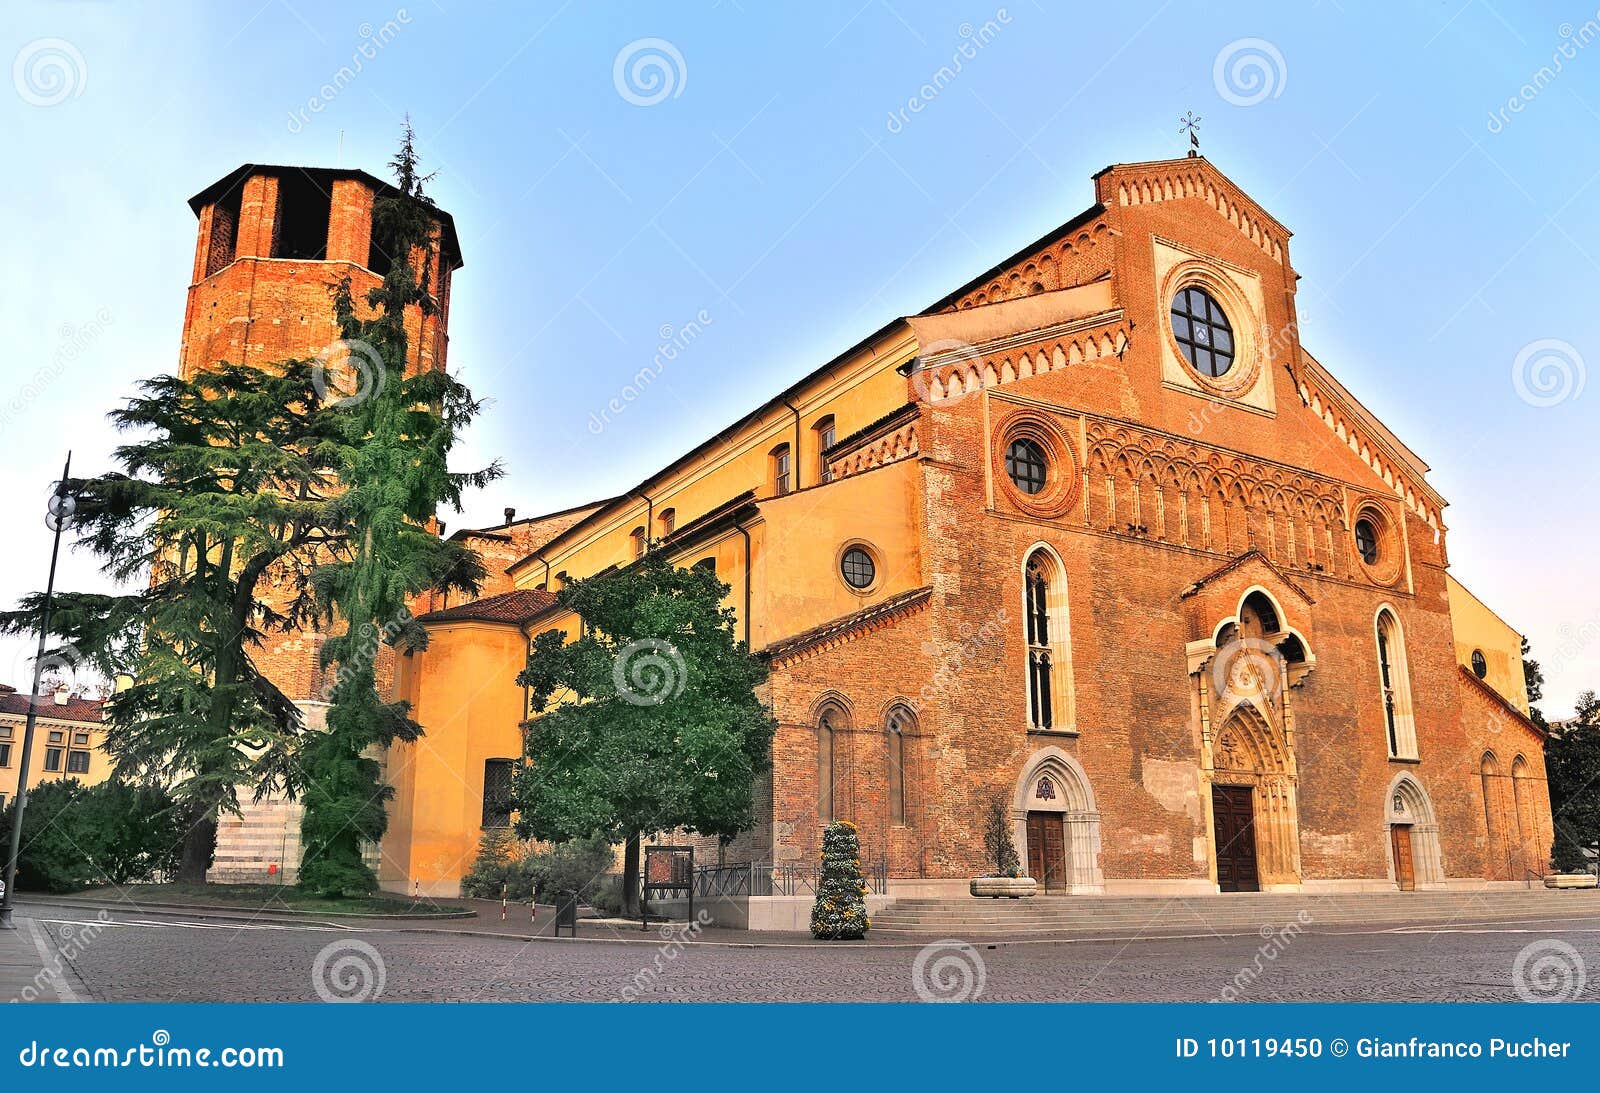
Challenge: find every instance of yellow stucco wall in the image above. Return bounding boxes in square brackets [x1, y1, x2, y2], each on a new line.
[380, 621, 529, 896]
[513, 328, 917, 593]
[1447, 573, 1529, 714]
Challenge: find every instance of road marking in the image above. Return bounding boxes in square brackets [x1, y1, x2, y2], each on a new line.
[24, 918, 79, 1003]
[37, 917, 353, 934]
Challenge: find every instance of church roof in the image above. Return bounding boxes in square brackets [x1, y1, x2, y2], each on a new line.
[417, 588, 556, 626]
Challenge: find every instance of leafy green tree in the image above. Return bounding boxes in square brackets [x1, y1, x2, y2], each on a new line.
[1523, 636, 1548, 732]
[810, 821, 869, 940]
[0, 362, 343, 881]
[1548, 690, 1600, 873]
[298, 124, 497, 896]
[513, 552, 775, 917]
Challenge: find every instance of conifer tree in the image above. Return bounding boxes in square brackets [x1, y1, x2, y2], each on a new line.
[297, 123, 498, 896]
[810, 820, 869, 940]
[0, 363, 343, 880]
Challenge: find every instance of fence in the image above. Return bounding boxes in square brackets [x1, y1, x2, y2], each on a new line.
[692, 859, 888, 898]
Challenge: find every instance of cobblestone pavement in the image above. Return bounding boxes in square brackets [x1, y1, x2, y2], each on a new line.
[17, 900, 1600, 1002]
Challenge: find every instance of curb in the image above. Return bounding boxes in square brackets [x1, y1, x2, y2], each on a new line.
[28, 895, 476, 922]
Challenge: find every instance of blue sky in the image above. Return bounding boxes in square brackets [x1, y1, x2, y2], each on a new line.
[0, 0, 1596, 715]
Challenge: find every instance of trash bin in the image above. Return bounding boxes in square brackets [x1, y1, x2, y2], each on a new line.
[553, 889, 578, 937]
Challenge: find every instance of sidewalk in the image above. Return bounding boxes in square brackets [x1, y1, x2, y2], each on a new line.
[0, 916, 79, 1002]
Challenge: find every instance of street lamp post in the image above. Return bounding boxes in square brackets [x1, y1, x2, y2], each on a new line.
[0, 454, 75, 930]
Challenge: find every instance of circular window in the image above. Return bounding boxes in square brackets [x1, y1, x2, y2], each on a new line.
[1170, 286, 1235, 377]
[1004, 438, 1049, 495]
[840, 546, 876, 590]
[1471, 649, 1488, 679]
[1354, 518, 1380, 565]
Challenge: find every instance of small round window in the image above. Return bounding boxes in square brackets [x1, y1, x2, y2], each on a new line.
[1471, 649, 1488, 679]
[1170, 286, 1235, 377]
[1004, 438, 1048, 495]
[840, 546, 876, 590]
[1354, 518, 1379, 565]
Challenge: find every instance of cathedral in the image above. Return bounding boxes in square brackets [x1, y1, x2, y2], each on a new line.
[180, 154, 1552, 922]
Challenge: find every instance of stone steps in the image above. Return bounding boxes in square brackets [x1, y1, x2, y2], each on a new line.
[869, 890, 1600, 934]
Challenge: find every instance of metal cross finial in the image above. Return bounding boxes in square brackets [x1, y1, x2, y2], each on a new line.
[1180, 111, 1202, 157]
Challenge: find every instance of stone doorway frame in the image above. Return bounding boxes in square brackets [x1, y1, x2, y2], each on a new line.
[1385, 771, 1446, 889]
[1011, 745, 1104, 894]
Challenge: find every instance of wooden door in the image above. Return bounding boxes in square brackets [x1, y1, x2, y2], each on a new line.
[1211, 784, 1260, 892]
[1026, 812, 1067, 891]
[1391, 825, 1416, 891]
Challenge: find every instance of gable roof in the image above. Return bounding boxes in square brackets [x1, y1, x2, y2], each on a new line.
[417, 588, 556, 626]
[0, 692, 105, 723]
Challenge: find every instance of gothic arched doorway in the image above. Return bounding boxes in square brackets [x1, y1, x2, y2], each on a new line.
[1011, 747, 1103, 894]
[1386, 772, 1445, 890]
[1209, 704, 1301, 891]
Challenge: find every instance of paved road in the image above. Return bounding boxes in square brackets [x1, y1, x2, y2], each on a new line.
[15, 899, 1600, 1002]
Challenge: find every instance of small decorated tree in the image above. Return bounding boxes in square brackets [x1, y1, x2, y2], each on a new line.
[983, 795, 1021, 877]
[810, 821, 870, 940]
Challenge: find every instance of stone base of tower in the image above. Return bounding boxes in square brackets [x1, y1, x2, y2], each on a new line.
[204, 699, 382, 888]
[210, 795, 306, 884]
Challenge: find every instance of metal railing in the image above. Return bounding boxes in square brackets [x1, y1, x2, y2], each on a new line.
[693, 859, 889, 898]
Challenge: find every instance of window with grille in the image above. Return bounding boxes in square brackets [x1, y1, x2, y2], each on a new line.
[482, 758, 516, 828]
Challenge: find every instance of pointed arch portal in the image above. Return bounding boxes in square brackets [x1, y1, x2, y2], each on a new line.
[1012, 747, 1103, 893]
[1386, 772, 1445, 890]
[1209, 703, 1301, 891]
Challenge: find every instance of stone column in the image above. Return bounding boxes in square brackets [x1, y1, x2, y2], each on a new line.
[1065, 809, 1104, 892]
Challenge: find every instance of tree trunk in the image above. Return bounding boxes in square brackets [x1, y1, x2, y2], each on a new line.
[621, 831, 641, 919]
[177, 803, 217, 884]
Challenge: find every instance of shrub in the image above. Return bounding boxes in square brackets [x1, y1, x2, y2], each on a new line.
[588, 874, 624, 915]
[460, 830, 616, 903]
[526, 832, 615, 902]
[460, 827, 533, 900]
[982, 795, 1022, 877]
[0, 778, 183, 893]
[810, 820, 869, 940]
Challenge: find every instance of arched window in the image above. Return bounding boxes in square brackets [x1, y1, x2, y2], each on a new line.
[814, 416, 836, 484]
[886, 705, 915, 825]
[629, 526, 646, 559]
[771, 443, 792, 496]
[817, 705, 842, 823]
[658, 508, 676, 537]
[1022, 547, 1074, 733]
[1375, 608, 1417, 759]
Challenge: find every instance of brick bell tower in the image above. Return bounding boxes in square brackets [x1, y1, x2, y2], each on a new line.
[180, 165, 464, 882]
